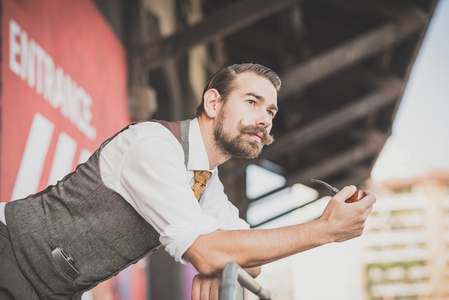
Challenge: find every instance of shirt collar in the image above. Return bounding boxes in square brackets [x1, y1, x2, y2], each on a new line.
[188, 118, 212, 171]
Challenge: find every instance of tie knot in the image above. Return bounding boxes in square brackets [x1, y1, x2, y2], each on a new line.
[192, 170, 211, 200]
[194, 170, 211, 185]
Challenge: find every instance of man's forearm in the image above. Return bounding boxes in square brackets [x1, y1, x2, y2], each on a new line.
[185, 186, 375, 275]
[185, 218, 329, 275]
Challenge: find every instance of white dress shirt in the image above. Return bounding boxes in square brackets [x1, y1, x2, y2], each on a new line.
[0, 203, 5, 224]
[0, 119, 249, 264]
[99, 118, 249, 263]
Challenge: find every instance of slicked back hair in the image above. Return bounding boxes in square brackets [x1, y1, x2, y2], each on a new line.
[196, 63, 281, 117]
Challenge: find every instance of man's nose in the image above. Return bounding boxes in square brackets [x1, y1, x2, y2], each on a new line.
[256, 110, 272, 128]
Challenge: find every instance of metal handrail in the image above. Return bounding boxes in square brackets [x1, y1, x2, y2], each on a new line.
[219, 262, 273, 300]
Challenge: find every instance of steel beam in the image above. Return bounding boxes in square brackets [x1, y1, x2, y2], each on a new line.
[279, 7, 426, 100]
[138, 0, 302, 69]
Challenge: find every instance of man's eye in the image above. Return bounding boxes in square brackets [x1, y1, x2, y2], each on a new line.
[247, 100, 256, 105]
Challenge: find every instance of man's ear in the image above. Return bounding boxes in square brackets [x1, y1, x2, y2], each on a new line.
[203, 89, 221, 118]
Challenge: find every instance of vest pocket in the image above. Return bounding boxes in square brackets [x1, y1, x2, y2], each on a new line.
[51, 247, 80, 279]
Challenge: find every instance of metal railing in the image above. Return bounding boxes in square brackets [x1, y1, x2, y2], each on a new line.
[219, 262, 273, 300]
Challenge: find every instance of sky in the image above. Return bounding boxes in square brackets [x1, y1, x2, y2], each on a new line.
[372, 0, 449, 180]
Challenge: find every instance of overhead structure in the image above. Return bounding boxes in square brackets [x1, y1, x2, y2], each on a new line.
[96, 0, 439, 223]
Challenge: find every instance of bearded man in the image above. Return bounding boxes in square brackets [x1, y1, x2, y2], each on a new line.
[0, 63, 376, 300]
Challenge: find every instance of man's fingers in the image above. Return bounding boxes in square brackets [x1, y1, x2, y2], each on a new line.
[191, 274, 221, 300]
[191, 276, 201, 300]
[363, 192, 377, 206]
[209, 277, 220, 300]
[333, 185, 357, 202]
[200, 285, 210, 300]
[355, 192, 377, 211]
[363, 205, 374, 218]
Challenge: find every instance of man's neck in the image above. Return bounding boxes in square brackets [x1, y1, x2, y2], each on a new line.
[197, 115, 230, 169]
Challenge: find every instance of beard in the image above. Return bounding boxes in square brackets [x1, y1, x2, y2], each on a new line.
[214, 113, 274, 159]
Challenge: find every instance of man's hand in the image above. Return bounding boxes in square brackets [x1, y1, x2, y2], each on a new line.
[191, 266, 260, 300]
[191, 274, 221, 300]
[320, 185, 376, 243]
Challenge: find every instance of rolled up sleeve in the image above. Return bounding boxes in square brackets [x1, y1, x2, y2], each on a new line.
[160, 215, 223, 264]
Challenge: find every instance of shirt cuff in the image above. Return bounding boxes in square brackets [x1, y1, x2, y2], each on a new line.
[159, 215, 223, 264]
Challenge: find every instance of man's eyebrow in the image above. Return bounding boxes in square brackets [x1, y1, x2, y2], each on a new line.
[245, 92, 279, 112]
[245, 92, 262, 100]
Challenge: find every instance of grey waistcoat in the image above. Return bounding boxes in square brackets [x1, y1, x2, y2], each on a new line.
[5, 120, 191, 300]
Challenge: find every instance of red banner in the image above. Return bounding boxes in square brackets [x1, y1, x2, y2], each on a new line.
[1, 0, 130, 202]
[0, 1, 147, 299]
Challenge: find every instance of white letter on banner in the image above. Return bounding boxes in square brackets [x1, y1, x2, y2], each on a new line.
[80, 92, 96, 140]
[51, 67, 64, 110]
[47, 133, 77, 186]
[27, 40, 36, 88]
[11, 113, 54, 201]
[9, 19, 21, 76]
[64, 73, 75, 120]
[78, 149, 92, 165]
[34, 43, 45, 95]
[20, 29, 28, 80]
[43, 55, 55, 101]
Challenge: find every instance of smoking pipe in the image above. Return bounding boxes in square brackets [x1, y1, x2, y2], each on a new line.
[310, 179, 366, 203]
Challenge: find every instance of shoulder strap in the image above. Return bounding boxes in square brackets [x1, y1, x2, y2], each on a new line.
[152, 120, 191, 168]
[100, 120, 191, 168]
[180, 120, 190, 167]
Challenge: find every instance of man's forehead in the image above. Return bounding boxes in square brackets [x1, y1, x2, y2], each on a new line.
[234, 73, 277, 95]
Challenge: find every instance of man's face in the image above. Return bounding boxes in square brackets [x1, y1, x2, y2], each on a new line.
[213, 72, 278, 159]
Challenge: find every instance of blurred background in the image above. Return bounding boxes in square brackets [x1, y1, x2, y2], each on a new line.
[0, 0, 447, 299]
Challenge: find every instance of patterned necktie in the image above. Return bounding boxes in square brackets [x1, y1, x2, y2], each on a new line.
[192, 170, 211, 200]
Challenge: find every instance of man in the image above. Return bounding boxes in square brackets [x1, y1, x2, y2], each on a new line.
[0, 63, 376, 300]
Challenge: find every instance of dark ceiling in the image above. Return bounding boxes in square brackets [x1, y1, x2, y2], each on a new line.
[96, 0, 439, 226]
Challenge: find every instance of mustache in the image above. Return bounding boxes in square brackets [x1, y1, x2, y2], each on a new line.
[239, 123, 274, 146]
